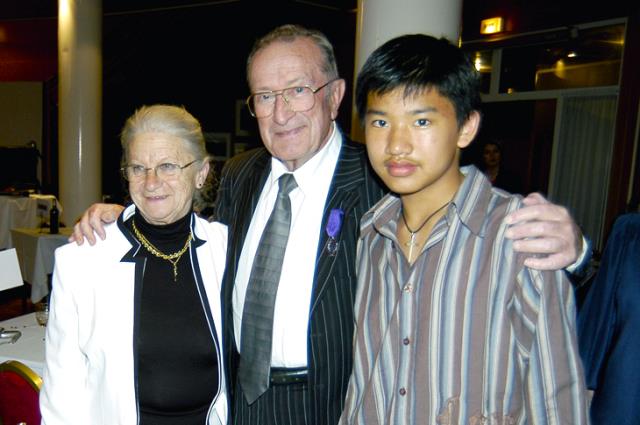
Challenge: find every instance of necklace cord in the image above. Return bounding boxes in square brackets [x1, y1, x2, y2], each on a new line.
[401, 199, 451, 235]
[401, 199, 451, 263]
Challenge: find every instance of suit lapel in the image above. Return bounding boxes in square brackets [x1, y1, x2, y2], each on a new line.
[230, 151, 271, 271]
[310, 140, 365, 312]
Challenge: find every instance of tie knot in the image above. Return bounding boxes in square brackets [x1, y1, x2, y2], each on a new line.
[278, 173, 297, 197]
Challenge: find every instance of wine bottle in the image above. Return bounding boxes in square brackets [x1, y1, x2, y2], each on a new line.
[49, 199, 59, 234]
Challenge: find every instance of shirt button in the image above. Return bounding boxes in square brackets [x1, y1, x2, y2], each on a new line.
[403, 337, 410, 345]
[399, 387, 407, 396]
[403, 283, 413, 292]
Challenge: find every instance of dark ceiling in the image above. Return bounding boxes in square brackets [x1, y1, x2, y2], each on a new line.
[0, 0, 357, 20]
[1, 0, 635, 202]
[1, 0, 632, 39]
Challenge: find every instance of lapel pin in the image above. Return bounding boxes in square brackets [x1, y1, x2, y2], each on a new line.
[325, 208, 344, 256]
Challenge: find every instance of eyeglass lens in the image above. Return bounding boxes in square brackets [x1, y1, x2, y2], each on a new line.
[249, 86, 315, 118]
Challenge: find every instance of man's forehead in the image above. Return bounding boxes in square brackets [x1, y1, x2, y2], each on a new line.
[249, 39, 324, 88]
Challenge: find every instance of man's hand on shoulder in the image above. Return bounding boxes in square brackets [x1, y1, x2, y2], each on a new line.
[504, 193, 583, 270]
[69, 203, 125, 246]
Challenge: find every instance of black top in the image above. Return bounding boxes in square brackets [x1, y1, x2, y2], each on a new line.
[126, 212, 219, 425]
[491, 167, 525, 195]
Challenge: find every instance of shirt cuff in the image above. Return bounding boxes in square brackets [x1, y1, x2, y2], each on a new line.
[566, 235, 591, 274]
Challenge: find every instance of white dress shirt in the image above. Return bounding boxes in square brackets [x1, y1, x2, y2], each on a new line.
[233, 123, 342, 367]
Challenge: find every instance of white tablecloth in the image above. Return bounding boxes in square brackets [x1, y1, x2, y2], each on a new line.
[0, 313, 45, 377]
[0, 195, 62, 249]
[0, 196, 40, 249]
[10, 227, 72, 302]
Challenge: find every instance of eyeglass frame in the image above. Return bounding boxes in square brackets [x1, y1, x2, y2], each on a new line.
[245, 78, 340, 118]
[120, 160, 198, 181]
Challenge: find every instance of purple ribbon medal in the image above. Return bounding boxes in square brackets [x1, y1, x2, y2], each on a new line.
[325, 208, 344, 256]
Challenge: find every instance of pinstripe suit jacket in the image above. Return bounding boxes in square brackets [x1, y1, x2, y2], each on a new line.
[213, 136, 386, 425]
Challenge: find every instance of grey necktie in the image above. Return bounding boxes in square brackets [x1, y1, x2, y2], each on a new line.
[238, 173, 297, 404]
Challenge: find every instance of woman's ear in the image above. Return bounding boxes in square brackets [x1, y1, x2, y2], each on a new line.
[196, 159, 210, 188]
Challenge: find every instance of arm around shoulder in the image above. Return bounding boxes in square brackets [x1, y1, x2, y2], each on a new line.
[70, 203, 125, 246]
[505, 192, 586, 271]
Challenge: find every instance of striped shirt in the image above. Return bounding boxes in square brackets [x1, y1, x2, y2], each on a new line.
[339, 166, 589, 425]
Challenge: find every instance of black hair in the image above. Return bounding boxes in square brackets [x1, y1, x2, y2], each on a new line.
[482, 139, 503, 153]
[355, 34, 481, 128]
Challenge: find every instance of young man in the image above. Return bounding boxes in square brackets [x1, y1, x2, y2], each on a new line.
[339, 34, 588, 424]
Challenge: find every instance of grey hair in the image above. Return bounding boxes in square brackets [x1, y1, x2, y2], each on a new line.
[120, 104, 214, 212]
[246, 24, 339, 85]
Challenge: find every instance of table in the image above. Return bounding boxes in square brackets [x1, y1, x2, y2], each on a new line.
[10, 227, 72, 303]
[0, 313, 45, 377]
[0, 194, 62, 250]
[0, 196, 40, 249]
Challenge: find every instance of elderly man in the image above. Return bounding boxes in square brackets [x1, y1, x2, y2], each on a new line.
[72, 25, 585, 425]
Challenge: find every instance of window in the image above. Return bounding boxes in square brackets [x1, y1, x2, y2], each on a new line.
[499, 24, 624, 93]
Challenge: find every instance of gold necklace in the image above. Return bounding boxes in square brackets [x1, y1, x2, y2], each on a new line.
[131, 219, 192, 282]
[401, 200, 450, 262]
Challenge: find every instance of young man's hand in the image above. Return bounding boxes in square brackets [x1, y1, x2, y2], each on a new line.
[505, 193, 583, 270]
[69, 203, 125, 246]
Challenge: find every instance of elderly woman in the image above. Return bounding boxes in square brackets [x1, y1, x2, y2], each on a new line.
[40, 105, 227, 425]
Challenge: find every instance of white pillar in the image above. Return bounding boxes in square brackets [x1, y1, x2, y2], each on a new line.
[58, 0, 102, 224]
[351, 0, 463, 140]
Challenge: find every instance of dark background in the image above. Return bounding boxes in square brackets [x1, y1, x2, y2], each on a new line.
[0, 0, 635, 204]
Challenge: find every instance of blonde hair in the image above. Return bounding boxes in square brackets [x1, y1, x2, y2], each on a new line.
[120, 104, 214, 211]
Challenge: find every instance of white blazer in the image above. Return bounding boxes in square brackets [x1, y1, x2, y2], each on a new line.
[40, 205, 228, 425]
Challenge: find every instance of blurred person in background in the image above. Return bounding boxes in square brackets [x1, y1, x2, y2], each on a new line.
[479, 139, 524, 194]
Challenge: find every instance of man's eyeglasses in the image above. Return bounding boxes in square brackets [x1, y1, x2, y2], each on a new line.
[120, 160, 197, 181]
[246, 78, 340, 118]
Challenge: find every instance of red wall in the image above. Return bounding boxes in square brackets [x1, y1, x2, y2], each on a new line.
[0, 19, 57, 81]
